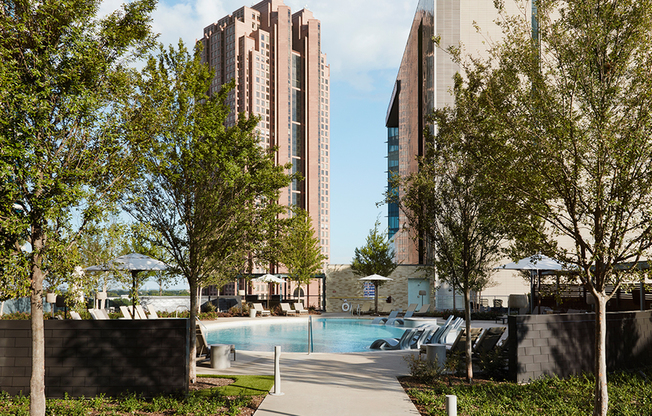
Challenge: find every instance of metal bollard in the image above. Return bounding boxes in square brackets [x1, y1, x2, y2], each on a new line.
[445, 395, 457, 416]
[270, 345, 284, 396]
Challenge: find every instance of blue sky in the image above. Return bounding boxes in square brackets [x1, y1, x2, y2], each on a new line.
[100, 0, 417, 272]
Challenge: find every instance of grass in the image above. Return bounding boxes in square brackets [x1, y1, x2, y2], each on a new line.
[0, 375, 273, 416]
[402, 368, 652, 415]
[193, 375, 274, 397]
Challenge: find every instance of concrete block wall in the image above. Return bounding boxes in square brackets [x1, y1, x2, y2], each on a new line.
[0, 319, 189, 397]
[509, 310, 652, 383]
[325, 265, 432, 313]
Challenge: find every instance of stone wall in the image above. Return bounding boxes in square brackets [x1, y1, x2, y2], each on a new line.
[508, 310, 652, 383]
[325, 265, 432, 313]
[0, 319, 189, 397]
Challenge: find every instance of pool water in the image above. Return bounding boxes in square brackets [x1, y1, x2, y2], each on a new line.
[205, 318, 407, 353]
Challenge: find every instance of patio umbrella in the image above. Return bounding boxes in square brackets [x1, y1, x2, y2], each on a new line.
[252, 274, 285, 284]
[358, 274, 394, 315]
[86, 253, 169, 318]
[497, 254, 567, 313]
[252, 274, 285, 302]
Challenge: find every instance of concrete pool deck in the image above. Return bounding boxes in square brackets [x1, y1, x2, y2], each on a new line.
[196, 314, 509, 416]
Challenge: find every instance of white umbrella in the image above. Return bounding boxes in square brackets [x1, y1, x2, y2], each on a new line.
[252, 274, 285, 284]
[358, 274, 394, 314]
[86, 253, 169, 317]
[497, 254, 568, 313]
[498, 254, 567, 271]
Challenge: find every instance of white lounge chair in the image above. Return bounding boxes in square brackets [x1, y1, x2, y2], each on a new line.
[252, 303, 271, 316]
[147, 306, 159, 319]
[70, 311, 82, 320]
[280, 303, 297, 316]
[294, 302, 309, 315]
[119, 305, 132, 319]
[89, 308, 109, 320]
[134, 305, 149, 319]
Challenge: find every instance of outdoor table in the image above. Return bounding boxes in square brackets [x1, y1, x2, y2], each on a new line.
[210, 344, 233, 369]
[423, 343, 447, 369]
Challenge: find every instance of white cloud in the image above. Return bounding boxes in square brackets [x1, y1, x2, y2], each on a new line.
[101, 0, 416, 90]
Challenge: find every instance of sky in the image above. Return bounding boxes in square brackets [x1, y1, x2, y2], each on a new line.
[99, 0, 418, 286]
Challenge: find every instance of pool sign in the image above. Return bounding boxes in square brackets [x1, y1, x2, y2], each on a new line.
[363, 282, 375, 298]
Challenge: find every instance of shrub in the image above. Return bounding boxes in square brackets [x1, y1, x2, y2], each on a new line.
[477, 344, 509, 380]
[404, 354, 445, 383]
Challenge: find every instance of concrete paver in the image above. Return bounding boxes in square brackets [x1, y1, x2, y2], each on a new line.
[198, 349, 420, 416]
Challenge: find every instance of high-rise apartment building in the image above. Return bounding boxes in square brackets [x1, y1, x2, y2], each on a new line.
[201, 0, 330, 258]
[200, 0, 329, 306]
[386, 0, 531, 265]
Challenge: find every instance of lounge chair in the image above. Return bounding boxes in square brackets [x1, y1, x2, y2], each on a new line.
[370, 327, 420, 350]
[89, 308, 109, 320]
[473, 326, 506, 355]
[356, 301, 372, 315]
[252, 303, 271, 316]
[70, 311, 82, 320]
[386, 308, 416, 326]
[119, 306, 132, 319]
[414, 303, 431, 316]
[418, 316, 461, 356]
[371, 309, 401, 325]
[294, 302, 309, 315]
[196, 318, 236, 361]
[280, 303, 297, 316]
[132, 305, 148, 319]
[411, 325, 439, 350]
[147, 306, 159, 319]
[448, 327, 484, 354]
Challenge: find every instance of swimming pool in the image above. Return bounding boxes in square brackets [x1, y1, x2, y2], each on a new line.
[205, 318, 407, 353]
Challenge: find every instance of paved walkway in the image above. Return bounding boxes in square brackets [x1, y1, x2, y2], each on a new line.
[198, 349, 420, 416]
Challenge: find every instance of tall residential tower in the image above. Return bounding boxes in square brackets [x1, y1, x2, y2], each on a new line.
[201, 0, 331, 260]
[200, 0, 329, 306]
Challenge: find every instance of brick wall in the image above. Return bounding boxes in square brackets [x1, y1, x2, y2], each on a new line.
[508, 310, 652, 383]
[0, 319, 189, 397]
[325, 264, 432, 312]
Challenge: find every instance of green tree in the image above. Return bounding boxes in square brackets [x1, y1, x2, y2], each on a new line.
[123, 41, 292, 383]
[449, 1, 652, 413]
[77, 220, 129, 302]
[351, 220, 398, 314]
[0, 1, 156, 413]
[280, 207, 326, 291]
[392, 103, 508, 382]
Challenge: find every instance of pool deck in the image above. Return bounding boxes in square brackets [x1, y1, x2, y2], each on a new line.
[197, 314, 508, 416]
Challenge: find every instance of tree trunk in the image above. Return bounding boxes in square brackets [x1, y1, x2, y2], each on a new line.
[464, 288, 473, 383]
[188, 280, 199, 384]
[30, 254, 46, 416]
[593, 293, 608, 416]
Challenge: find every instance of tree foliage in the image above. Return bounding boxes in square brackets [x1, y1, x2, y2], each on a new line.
[447, 0, 652, 413]
[123, 41, 292, 382]
[0, 0, 156, 413]
[351, 220, 398, 313]
[392, 96, 508, 381]
[279, 207, 326, 287]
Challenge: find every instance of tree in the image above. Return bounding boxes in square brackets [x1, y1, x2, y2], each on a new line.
[77, 220, 129, 305]
[123, 41, 292, 383]
[391, 100, 508, 382]
[0, 0, 156, 413]
[351, 220, 398, 314]
[450, 1, 652, 413]
[280, 207, 326, 295]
